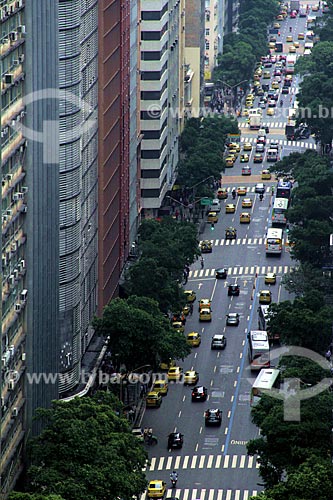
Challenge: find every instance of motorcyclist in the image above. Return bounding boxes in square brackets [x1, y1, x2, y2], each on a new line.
[289, 26, 292, 33]
[170, 471, 178, 486]
[259, 193, 264, 201]
[280, 99, 283, 107]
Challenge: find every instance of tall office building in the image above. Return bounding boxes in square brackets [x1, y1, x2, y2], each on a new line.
[204, 0, 224, 79]
[140, 0, 181, 216]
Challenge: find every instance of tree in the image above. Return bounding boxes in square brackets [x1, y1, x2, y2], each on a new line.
[93, 296, 191, 370]
[23, 393, 147, 500]
[9, 495, 65, 500]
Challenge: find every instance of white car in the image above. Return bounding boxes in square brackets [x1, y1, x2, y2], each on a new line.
[255, 183, 265, 194]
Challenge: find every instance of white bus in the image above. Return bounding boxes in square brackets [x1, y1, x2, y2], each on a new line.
[266, 227, 283, 255]
[286, 54, 297, 74]
[250, 368, 280, 406]
[258, 305, 280, 344]
[248, 330, 270, 371]
[272, 198, 288, 226]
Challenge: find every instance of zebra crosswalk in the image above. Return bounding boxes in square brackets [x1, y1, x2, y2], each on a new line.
[239, 134, 316, 149]
[143, 454, 259, 472]
[200, 237, 265, 246]
[141, 487, 259, 500]
[189, 264, 292, 279]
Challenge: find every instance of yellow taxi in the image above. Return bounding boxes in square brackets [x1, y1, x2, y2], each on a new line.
[225, 156, 235, 167]
[243, 142, 252, 151]
[294, 41, 300, 48]
[242, 198, 252, 208]
[276, 14, 284, 20]
[255, 68, 262, 77]
[247, 93, 255, 100]
[152, 379, 169, 395]
[146, 390, 162, 408]
[200, 240, 212, 253]
[167, 366, 183, 381]
[285, 74, 293, 82]
[263, 71, 271, 79]
[245, 101, 253, 109]
[267, 107, 275, 116]
[265, 273, 277, 285]
[229, 142, 240, 152]
[271, 81, 279, 90]
[253, 80, 261, 88]
[187, 332, 201, 347]
[240, 153, 249, 162]
[254, 74, 260, 81]
[298, 32, 305, 40]
[289, 45, 296, 53]
[217, 187, 228, 199]
[237, 186, 247, 195]
[225, 203, 236, 214]
[286, 35, 293, 43]
[171, 321, 184, 333]
[242, 109, 249, 117]
[159, 358, 175, 370]
[147, 480, 167, 498]
[229, 147, 239, 157]
[184, 290, 196, 303]
[259, 290, 272, 304]
[207, 211, 218, 223]
[182, 304, 190, 316]
[268, 41, 276, 49]
[184, 370, 199, 385]
[199, 308, 212, 321]
[240, 212, 251, 224]
[261, 169, 271, 180]
[199, 298, 212, 310]
[273, 22, 280, 29]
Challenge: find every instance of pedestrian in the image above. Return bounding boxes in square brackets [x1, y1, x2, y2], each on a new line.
[189, 303, 193, 315]
[200, 257, 204, 269]
[128, 408, 135, 423]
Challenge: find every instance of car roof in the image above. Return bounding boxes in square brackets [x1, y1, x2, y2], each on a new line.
[228, 312, 238, 317]
[213, 334, 225, 339]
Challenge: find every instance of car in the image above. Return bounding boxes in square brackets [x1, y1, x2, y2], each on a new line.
[261, 169, 271, 180]
[268, 99, 276, 107]
[263, 71, 271, 79]
[229, 142, 240, 152]
[273, 22, 280, 28]
[255, 183, 265, 193]
[259, 100, 266, 109]
[282, 86, 289, 94]
[268, 41, 275, 50]
[289, 45, 296, 53]
[199, 298, 211, 310]
[237, 186, 247, 195]
[171, 321, 184, 333]
[205, 408, 222, 426]
[187, 332, 201, 347]
[225, 156, 235, 167]
[257, 87, 264, 96]
[312, 4, 319, 11]
[167, 366, 183, 381]
[243, 142, 252, 151]
[132, 427, 145, 442]
[253, 153, 263, 163]
[211, 334, 227, 349]
[240, 153, 249, 162]
[146, 391, 162, 408]
[215, 267, 227, 279]
[290, 10, 296, 18]
[298, 32, 305, 40]
[229, 146, 239, 156]
[207, 211, 218, 223]
[225, 227, 237, 239]
[270, 54, 277, 63]
[270, 140, 279, 149]
[286, 35, 293, 43]
[283, 79, 291, 88]
[226, 312, 240, 326]
[274, 69, 281, 77]
[182, 304, 190, 316]
[199, 307, 212, 321]
[242, 166, 251, 176]
[242, 109, 249, 117]
[294, 41, 300, 48]
[257, 134, 266, 144]
[267, 107, 275, 116]
[240, 212, 251, 223]
[184, 370, 199, 385]
[242, 198, 252, 208]
[200, 240, 213, 253]
[211, 198, 221, 212]
[265, 272, 277, 285]
[184, 290, 196, 303]
[299, 9, 306, 17]
[152, 380, 169, 395]
[259, 289, 272, 304]
[256, 143, 265, 152]
[271, 81, 279, 90]
[217, 187, 228, 199]
[264, 60, 273, 67]
[225, 203, 236, 214]
[147, 480, 167, 498]
[276, 14, 284, 20]
[228, 284, 240, 296]
[191, 385, 208, 402]
[168, 432, 183, 450]
[245, 101, 254, 109]
[268, 91, 279, 101]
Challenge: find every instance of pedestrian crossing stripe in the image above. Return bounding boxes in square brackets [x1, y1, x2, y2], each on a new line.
[189, 265, 293, 279]
[140, 488, 259, 500]
[239, 135, 316, 149]
[143, 454, 259, 472]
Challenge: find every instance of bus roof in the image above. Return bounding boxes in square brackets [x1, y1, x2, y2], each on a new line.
[253, 369, 280, 390]
[277, 179, 292, 188]
[267, 227, 283, 238]
[273, 198, 289, 209]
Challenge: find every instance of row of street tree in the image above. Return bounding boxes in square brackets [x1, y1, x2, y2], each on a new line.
[248, 150, 333, 498]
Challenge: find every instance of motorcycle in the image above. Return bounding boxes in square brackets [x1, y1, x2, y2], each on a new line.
[171, 478, 178, 488]
[259, 193, 264, 201]
[143, 428, 158, 446]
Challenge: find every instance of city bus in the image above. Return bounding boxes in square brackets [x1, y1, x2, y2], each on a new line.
[276, 179, 292, 201]
[265, 228, 283, 255]
[248, 330, 270, 371]
[258, 304, 280, 343]
[286, 54, 297, 74]
[271, 197, 289, 226]
[250, 368, 280, 406]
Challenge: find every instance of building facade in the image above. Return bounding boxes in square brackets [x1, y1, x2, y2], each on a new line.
[204, 0, 224, 79]
[140, 0, 181, 215]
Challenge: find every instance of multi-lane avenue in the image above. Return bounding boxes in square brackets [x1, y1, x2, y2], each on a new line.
[140, 3, 320, 500]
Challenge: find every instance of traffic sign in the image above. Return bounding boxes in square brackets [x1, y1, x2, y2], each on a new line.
[201, 198, 212, 206]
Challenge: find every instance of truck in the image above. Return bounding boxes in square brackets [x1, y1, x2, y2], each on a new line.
[286, 54, 297, 74]
[285, 120, 296, 140]
[290, 0, 300, 12]
[249, 115, 261, 130]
